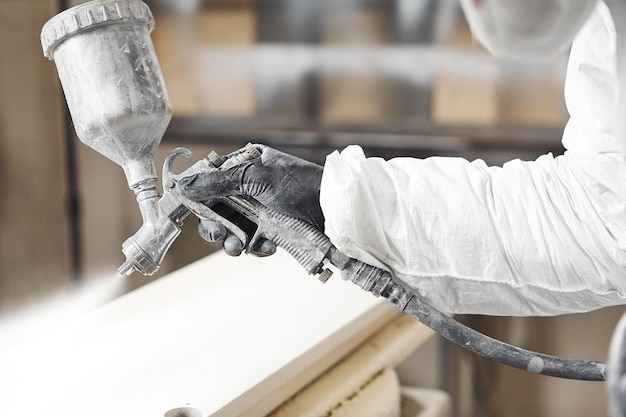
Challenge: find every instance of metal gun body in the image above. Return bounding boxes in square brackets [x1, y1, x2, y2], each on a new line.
[119, 146, 337, 281]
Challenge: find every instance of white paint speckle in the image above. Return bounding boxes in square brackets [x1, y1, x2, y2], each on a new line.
[527, 356, 545, 373]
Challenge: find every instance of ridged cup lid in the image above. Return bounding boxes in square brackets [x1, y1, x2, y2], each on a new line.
[41, 0, 154, 60]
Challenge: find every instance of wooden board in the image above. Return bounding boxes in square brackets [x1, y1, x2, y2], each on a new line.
[0, 250, 398, 417]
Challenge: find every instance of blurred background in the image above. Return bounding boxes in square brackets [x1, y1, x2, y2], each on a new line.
[1, 0, 622, 416]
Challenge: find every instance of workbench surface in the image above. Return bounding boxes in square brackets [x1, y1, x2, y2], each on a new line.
[0, 250, 398, 417]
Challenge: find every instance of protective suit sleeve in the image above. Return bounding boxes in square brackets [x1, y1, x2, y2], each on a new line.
[320, 3, 626, 316]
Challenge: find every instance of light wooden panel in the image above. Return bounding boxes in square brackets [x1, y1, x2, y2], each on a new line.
[0, 250, 400, 417]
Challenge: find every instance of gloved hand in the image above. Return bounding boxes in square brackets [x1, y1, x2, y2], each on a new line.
[177, 144, 324, 256]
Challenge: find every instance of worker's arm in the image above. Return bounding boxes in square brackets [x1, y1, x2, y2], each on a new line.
[321, 2, 626, 316]
[179, 3, 626, 317]
[321, 147, 626, 316]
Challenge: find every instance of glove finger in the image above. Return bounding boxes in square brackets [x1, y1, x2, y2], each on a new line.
[198, 220, 227, 243]
[223, 234, 245, 257]
[249, 238, 277, 257]
[177, 170, 240, 202]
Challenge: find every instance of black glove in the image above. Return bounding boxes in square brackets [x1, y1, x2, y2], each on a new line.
[177, 144, 324, 256]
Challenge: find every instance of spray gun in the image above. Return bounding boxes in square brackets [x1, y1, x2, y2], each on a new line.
[39, 0, 346, 282]
[41, 0, 174, 276]
[42, 0, 614, 386]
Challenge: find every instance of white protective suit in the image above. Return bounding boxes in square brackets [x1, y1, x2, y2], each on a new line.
[320, 2, 626, 316]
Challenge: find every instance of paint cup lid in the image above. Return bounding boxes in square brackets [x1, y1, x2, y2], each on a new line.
[41, 0, 154, 59]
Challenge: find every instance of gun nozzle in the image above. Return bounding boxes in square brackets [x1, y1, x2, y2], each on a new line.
[118, 259, 136, 277]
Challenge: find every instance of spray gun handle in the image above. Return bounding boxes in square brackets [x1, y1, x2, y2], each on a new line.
[163, 162, 327, 278]
[117, 147, 254, 277]
[162, 148, 251, 245]
[160, 145, 335, 280]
